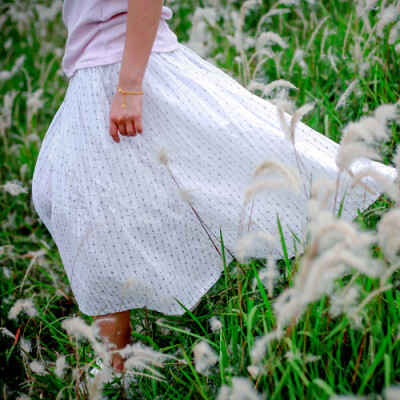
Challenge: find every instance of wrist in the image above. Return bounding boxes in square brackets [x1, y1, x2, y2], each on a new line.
[118, 72, 144, 91]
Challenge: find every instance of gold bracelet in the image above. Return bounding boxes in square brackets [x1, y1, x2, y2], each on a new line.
[116, 83, 144, 108]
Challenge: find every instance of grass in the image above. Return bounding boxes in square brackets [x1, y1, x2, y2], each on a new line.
[1, 0, 400, 399]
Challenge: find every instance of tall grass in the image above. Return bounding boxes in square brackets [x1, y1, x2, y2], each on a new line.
[1, 0, 400, 399]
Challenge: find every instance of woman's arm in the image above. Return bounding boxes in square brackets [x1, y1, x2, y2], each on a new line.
[109, 0, 164, 143]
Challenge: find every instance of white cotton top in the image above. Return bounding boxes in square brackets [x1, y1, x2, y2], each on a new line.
[61, 0, 180, 78]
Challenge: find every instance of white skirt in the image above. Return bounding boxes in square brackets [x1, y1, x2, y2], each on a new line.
[31, 43, 397, 316]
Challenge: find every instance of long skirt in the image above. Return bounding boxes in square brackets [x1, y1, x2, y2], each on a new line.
[31, 43, 397, 316]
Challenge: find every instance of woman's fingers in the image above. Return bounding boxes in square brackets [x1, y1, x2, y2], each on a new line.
[125, 120, 136, 137]
[134, 117, 143, 134]
[110, 118, 141, 140]
[118, 122, 128, 136]
[115, 121, 139, 137]
[109, 120, 120, 143]
[109, 94, 143, 142]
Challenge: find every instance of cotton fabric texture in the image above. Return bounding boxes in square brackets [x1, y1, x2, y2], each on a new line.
[61, 0, 179, 78]
[32, 42, 397, 316]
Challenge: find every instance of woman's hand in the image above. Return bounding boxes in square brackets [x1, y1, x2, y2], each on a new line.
[109, 0, 163, 143]
[109, 84, 144, 143]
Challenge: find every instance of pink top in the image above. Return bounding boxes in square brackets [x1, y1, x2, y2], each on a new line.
[61, 0, 180, 78]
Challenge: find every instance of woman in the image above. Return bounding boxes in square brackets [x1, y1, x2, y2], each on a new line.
[31, 0, 397, 373]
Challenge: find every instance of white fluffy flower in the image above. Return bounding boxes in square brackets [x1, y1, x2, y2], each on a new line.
[26, 88, 44, 115]
[1, 180, 28, 196]
[120, 341, 173, 380]
[62, 316, 109, 362]
[252, 255, 278, 297]
[335, 79, 360, 110]
[336, 102, 399, 171]
[19, 337, 32, 355]
[16, 395, 31, 400]
[247, 364, 260, 379]
[157, 146, 169, 167]
[256, 31, 288, 50]
[377, 208, 400, 261]
[186, 8, 217, 57]
[236, 231, 275, 264]
[383, 386, 400, 400]
[0, 327, 15, 339]
[8, 298, 38, 320]
[216, 376, 262, 400]
[193, 340, 218, 375]
[2, 267, 12, 278]
[209, 316, 223, 332]
[55, 354, 68, 378]
[29, 360, 48, 376]
[376, 5, 400, 38]
[244, 159, 303, 205]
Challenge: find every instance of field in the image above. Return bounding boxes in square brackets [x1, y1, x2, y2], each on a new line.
[1, 0, 400, 399]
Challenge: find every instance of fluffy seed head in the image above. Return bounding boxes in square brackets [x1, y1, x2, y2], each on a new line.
[16, 395, 31, 400]
[289, 103, 315, 143]
[0, 327, 15, 339]
[55, 354, 68, 378]
[19, 337, 32, 356]
[260, 79, 297, 98]
[310, 178, 337, 210]
[247, 364, 260, 379]
[289, 49, 308, 76]
[252, 255, 278, 297]
[244, 159, 302, 205]
[383, 386, 400, 400]
[256, 31, 288, 49]
[121, 277, 150, 297]
[121, 342, 171, 380]
[356, 0, 379, 17]
[8, 298, 38, 320]
[350, 167, 397, 200]
[235, 231, 275, 263]
[1, 180, 28, 196]
[209, 316, 223, 332]
[335, 79, 359, 110]
[179, 187, 198, 202]
[26, 88, 44, 115]
[250, 331, 279, 364]
[376, 5, 400, 38]
[329, 285, 360, 318]
[377, 208, 400, 261]
[157, 147, 169, 166]
[62, 316, 109, 362]
[305, 16, 329, 54]
[193, 340, 218, 375]
[29, 360, 48, 376]
[336, 101, 399, 171]
[216, 376, 262, 400]
[2, 266, 12, 278]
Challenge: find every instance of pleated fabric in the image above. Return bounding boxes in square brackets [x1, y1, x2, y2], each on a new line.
[31, 43, 397, 316]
